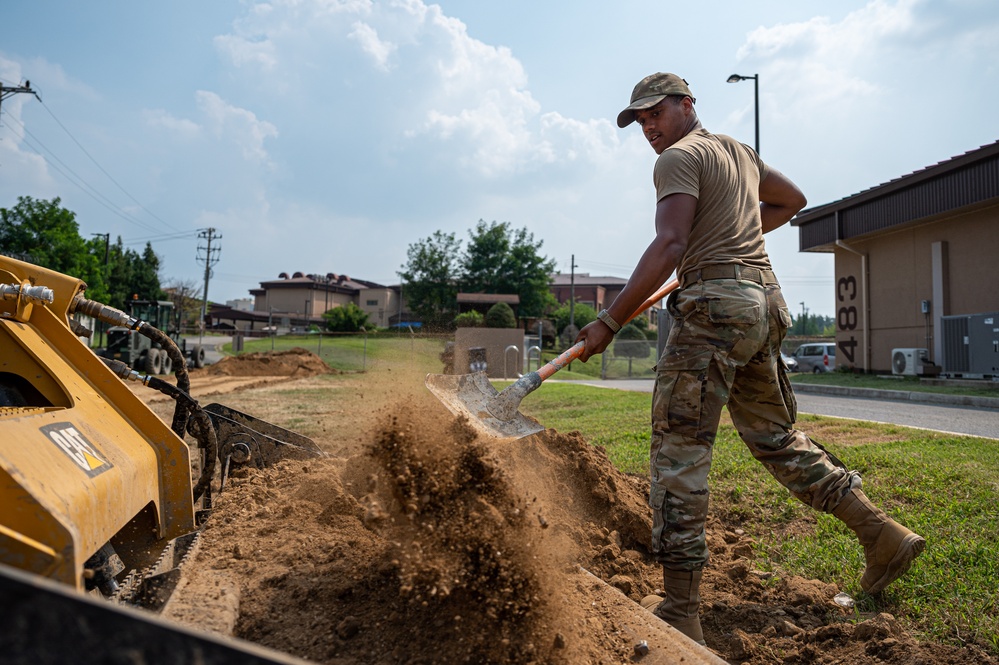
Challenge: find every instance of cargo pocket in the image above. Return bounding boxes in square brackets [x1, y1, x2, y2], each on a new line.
[774, 306, 797, 422]
[653, 346, 714, 439]
[707, 297, 761, 325]
[777, 357, 798, 423]
[777, 307, 792, 331]
[649, 481, 668, 554]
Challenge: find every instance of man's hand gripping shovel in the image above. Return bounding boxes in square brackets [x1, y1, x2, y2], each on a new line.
[425, 279, 678, 440]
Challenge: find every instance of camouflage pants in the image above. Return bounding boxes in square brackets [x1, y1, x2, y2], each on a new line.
[650, 278, 860, 571]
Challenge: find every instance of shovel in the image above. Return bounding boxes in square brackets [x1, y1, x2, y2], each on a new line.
[425, 279, 679, 440]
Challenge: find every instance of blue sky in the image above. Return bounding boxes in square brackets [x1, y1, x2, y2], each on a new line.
[2, 0, 996, 317]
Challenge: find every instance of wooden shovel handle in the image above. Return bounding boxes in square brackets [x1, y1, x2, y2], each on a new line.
[535, 278, 679, 381]
[625, 278, 678, 325]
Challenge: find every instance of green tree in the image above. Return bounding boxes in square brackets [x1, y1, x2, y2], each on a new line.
[105, 238, 165, 310]
[454, 310, 484, 328]
[484, 301, 517, 328]
[323, 302, 370, 332]
[551, 301, 597, 337]
[460, 220, 556, 319]
[163, 278, 202, 330]
[0, 196, 108, 301]
[613, 323, 651, 377]
[399, 231, 462, 330]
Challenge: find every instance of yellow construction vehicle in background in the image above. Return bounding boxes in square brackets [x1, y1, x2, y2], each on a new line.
[0, 254, 321, 664]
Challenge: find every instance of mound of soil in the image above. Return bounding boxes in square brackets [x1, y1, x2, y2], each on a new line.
[206, 348, 333, 378]
[169, 372, 996, 665]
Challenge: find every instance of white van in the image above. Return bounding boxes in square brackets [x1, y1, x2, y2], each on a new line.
[792, 343, 837, 373]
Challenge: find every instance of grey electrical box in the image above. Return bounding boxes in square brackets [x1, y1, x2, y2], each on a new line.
[941, 315, 969, 373]
[968, 313, 999, 376]
[921, 300, 930, 314]
[941, 311, 999, 376]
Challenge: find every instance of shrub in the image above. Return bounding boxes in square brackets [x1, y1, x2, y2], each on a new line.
[614, 323, 651, 377]
[485, 301, 517, 328]
[323, 302, 370, 332]
[552, 301, 597, 334]
[454, 310, 484, 328]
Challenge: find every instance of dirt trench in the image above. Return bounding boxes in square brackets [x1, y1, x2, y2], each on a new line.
[147, 350, 995, 664]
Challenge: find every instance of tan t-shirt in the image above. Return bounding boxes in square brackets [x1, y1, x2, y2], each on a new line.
[653, 128, 771, 278]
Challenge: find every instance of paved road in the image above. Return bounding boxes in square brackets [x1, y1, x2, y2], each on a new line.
[793, 392, 999, 440]
[562, 378, 999, 440]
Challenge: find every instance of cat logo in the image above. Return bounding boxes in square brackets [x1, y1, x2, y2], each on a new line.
[41, 423, 113, 478]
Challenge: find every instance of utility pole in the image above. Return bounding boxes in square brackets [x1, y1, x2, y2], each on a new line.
[0, 80, 40, 126]
[196, 228, 222, 342]
[799, 301, 807, 336]
[569, 254, 578, 329]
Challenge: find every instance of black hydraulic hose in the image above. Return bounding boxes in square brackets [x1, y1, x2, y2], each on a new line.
[70, 296, 191, 438]
[138, 323, 192, 437]
[99, 357, 218, 503]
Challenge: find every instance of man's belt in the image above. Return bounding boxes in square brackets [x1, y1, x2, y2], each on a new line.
[680, 265, 777, 288]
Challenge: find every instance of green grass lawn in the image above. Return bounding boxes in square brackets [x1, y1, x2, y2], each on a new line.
[515, 382, 999, 654]
[228, 334, 661, 380]
[227, 333, 446, 374]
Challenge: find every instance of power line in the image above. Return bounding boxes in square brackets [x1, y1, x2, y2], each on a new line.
[571, 257, 634, 276]
[36, 99, 183, 234]
[3, 112, 166, 235]
[120, 231, 198, 246]
[1, 77, 185, 240]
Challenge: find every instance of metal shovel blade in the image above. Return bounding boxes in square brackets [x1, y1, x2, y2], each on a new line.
[424, 371, 544, 440]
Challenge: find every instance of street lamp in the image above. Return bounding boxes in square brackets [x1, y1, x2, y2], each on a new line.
[726, 73, 759, 155]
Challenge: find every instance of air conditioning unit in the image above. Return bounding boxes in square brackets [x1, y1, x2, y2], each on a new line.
[891, 348, 930, 376]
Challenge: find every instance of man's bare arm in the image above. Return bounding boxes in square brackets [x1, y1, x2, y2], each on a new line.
[575, 193, 696, 361]
[760, 168, 807, 234]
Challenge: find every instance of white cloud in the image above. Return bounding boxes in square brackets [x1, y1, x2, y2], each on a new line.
[143, 109, 201, 138]
[215, 0, 375, 73]
[214, 33, 279, 71]
[738, 0, 920, 62]
[735, 0, 923, 115]
[539, 113, 621, 164]
[211, 0, 619, 177]
[140, 93, 277, 164]
[194, 91, 278, 163]
[348, 21, 396, 70]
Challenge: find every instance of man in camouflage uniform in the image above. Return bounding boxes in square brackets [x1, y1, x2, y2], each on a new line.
[575, 73, 925, 646]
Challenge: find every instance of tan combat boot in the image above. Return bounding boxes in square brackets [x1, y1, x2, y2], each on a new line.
[833, 488, 925, 594]
[644, 568, 705, 645]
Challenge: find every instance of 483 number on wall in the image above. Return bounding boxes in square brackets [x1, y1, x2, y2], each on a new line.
[837, 275, 858, 364]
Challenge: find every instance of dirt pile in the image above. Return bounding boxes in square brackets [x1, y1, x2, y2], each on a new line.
[173, 371, 996, 664]
[205, 348, 332, 378]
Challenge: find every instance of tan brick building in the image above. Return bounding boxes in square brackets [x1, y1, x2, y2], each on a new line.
[792, 140, 999, 375]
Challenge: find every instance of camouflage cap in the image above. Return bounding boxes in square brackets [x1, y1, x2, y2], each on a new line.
[617, 73, 694, 128]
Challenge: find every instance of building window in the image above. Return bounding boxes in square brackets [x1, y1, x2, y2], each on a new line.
[366, 299, 379, 306]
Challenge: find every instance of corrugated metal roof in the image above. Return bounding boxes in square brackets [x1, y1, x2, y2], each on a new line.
[792, 140, 999, 251]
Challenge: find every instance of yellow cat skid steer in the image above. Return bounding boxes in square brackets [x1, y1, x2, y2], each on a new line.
[0, 255, 322, 664]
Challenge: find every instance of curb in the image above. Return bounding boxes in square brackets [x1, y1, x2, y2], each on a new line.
[790, 382, 999, 410]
